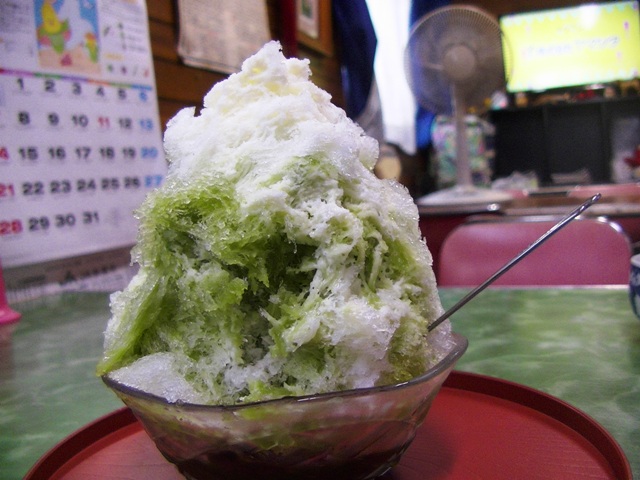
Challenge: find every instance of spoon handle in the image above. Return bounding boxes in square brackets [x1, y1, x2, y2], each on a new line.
[428, 193, 602, 332]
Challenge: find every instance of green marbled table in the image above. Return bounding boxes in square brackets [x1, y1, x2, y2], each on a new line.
[1, 287, 638, 479]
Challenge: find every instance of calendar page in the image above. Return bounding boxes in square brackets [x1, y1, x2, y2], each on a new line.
[0, 0, 166, 270]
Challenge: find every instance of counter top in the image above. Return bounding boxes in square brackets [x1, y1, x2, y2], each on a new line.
[1, 288, 638, 479]
[418, 191, 640, 218]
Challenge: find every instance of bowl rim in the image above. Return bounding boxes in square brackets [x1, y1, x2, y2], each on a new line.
[101, 332, 468, 412]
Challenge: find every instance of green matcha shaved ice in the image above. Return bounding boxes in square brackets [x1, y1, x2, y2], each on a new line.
[97, 41, 451, 405]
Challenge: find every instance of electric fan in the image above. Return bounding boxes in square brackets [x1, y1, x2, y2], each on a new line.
[405, 5, 512, 205]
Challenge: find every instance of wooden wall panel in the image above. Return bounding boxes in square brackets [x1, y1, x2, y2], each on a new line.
[146, 0, 343, 131]
[154, 62, 226, 105]
[149, 20, 178, 62]
[147, 0, 175, 25]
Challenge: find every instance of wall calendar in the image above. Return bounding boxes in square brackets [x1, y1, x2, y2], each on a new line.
[0, 0, 166, 272]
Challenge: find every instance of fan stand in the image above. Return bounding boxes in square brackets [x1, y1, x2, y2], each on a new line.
[417, 87, 512, 206]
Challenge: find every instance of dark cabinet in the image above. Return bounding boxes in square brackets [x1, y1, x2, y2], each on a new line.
[490, 97, 640, 185]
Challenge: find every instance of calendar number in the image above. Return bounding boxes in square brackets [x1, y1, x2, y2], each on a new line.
[75, 146, 91, 160]
[140, 147, 158, 159]
[22, 181, 45, 196]
[50, 180, 72, 194]
[0, 183, 16, 198]
[144, 174, 163, 187]
[97, 116, 110, 129]
[44, 78, 56, 93]
[17, 111, 31, 126]
[119, 117, 133, 130]
[72, 114, 89, 128]
[0, 220, 23, 235]
[99, 147, 115, 161]
[55, 213, 76, 228]
[48, 147, 66, 161]
[29, 216, 50, 231]
[101, 177, 120, 190]
[82, 211, 99, 224]
[124, 176, 140, 189]
[122, 147, 136, 160]
[139, 118, 154, 131]
[77, 178, 97, 192]
[19, 147, 39, 161]
[48, 112, 60, 126]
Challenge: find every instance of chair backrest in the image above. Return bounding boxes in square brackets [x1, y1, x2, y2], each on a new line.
[437, 215, 632, 286]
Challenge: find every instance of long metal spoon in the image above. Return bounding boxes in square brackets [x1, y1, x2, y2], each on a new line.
[428, 193, 602, 332]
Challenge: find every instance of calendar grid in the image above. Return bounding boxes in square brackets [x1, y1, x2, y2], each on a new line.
[0, 0, 167, 271]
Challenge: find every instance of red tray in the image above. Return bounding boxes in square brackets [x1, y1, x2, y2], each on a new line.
[26, 371, 631, 479]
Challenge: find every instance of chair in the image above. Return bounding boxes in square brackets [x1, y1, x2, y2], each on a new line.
[437, 215, 632, 286]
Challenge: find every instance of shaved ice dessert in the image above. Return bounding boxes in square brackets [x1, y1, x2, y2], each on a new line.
[97, 41, 452, 407]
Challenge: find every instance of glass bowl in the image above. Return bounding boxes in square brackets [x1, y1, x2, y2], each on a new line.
[102, 332, 467, 480]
